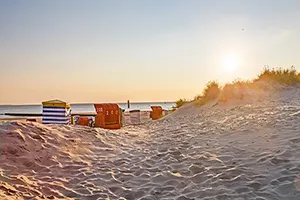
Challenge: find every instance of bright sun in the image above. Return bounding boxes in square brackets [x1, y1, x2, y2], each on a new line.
[222, 56, 239, 72]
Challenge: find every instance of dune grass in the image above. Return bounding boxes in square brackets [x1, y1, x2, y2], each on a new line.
[195, 81, 221, 106]
[218, 80, 252, 103]
[254, 67, 300, 85]
[175, 98, 189, 108]
[174, 67, 300, 109]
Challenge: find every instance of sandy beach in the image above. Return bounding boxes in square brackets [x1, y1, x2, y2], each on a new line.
[1, 85, 300, 200]
[2, 0, 299, 199]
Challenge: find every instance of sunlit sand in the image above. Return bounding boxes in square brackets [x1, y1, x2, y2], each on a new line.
[1, 81, 300, 199]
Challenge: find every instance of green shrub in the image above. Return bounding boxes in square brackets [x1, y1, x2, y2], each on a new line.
[175, 98, 189, 109]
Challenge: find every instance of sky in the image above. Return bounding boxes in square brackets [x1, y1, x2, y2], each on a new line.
[0, 0, 300, 104]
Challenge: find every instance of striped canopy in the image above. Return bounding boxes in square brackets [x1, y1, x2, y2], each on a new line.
[42, 99, 70, 108]
[42, 100, 71, 124]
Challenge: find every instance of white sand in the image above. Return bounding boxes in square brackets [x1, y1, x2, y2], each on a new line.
[1, 85, 300, 199]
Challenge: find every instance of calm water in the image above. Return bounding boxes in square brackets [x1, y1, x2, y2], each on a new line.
[0, 102, 175, 118]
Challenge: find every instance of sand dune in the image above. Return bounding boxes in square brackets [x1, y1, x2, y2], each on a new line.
[1, 86, 300, 199]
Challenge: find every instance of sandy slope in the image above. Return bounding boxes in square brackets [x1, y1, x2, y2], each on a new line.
[1, 86, 300, 199]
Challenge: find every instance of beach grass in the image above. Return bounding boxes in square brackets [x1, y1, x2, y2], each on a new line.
[175, 67, 300, 108]
[254, 67, 300, 85]
[175, 98, 189, 108]
[195, 81, 221, 106]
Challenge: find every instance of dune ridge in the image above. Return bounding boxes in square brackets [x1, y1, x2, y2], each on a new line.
[1, 85, 300, 199]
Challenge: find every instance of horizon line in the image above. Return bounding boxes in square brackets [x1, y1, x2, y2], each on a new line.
[0, 101, 176, 106]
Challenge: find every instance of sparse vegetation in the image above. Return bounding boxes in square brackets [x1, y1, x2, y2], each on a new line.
[176, 67, 300, 108]
[255, 67, 300, 85]
[218, 79, 250, 102]
[193, 94, 202, 101]
[175, 98, 189, 108]
[171, 98, 189, 112]
[195, 81, 221, 106]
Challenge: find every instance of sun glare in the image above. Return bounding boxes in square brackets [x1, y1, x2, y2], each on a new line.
[222, 55, 239, 72]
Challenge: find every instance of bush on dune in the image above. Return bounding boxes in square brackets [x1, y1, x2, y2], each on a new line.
[219, 83, 242, 103]
[191, 67, 300, 106]
[193, 94, 202, 101]
[218, 79, 251, 102]
[170, 98, 189, 112]
[175, 98, 189, 108]
[196, 81, 221, 105]
[255, 67, 300, 85]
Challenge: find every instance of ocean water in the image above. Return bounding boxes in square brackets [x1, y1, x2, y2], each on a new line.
[0, 102, 175, 118]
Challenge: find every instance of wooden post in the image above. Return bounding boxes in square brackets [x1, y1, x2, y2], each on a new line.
[127, 100, 130, 109]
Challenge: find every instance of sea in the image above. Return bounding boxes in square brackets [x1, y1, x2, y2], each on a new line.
[0, 102, 176, 118]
